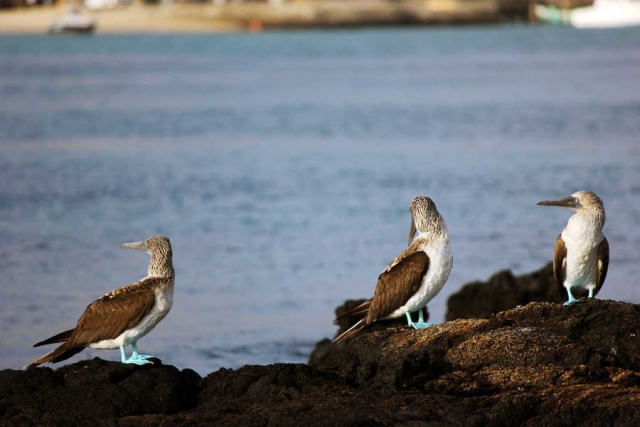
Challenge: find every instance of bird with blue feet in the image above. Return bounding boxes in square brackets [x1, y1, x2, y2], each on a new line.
[538, 191, 609, 305]
[26, 235, 174, 368]
[333, 195, 453, 343]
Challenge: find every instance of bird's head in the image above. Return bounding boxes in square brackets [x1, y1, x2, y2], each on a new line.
[537, 190, 605, 225]
[121, 235, 172, 258]
[408, 195, 443, 244]
[537, 190, 603, 212]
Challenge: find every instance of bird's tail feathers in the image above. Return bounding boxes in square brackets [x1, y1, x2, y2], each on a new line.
[26, 344, 84, 369]
[332, 318, 367, 344]
[333, 299, 371, 325]
[33, 329, 75, 347]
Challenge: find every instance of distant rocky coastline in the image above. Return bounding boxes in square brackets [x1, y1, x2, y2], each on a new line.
[3, 263, 639, 426]
[0, 0, 595, 34]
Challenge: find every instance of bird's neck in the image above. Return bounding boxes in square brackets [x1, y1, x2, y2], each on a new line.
[148, 254, 174, 279]
[417, 217, 448, 241]
[564, 212, 604, 244]
[567, 210, 604, 232]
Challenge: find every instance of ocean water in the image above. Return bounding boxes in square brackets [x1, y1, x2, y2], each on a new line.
[1, 26, 639, 375]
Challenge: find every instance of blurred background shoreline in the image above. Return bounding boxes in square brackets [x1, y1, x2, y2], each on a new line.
[0, 0, 598, 34]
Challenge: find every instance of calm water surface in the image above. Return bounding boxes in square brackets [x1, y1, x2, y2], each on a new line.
[1, 26, 640, 374]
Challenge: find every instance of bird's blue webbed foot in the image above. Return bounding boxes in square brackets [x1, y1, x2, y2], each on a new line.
[120, 345, 153, 365]
[123, 357, 152, 365]
[130, 342, 156, 360]
[411, 322, 433, 329]
[133, 354, 155, 360]
[405, 309, 433, 329]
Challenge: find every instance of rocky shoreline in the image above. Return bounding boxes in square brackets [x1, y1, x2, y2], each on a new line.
[2, 264, 640, 426]
[0, 0, 591, 34]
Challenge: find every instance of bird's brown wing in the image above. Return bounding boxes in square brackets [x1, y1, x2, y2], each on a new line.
[595, 237, 609, 296]
[65, 278, 159, 348]
[553, 235, 568, 301]
[365, 251, 429, 324]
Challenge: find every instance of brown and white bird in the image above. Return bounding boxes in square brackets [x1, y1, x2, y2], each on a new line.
[537, 191, 609, 305]
[333, 196, 453, 343]
[27, 235, 175, 368]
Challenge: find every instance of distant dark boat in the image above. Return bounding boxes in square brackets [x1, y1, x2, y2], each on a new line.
[49, 10, 96, 34]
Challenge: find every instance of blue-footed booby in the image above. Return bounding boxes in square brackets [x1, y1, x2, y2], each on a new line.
[537, 191, 609, 305]
[333, 195, 453, 343]
[27, 235, 174, 368]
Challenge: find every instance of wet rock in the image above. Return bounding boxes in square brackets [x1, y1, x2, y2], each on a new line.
[446, 262, 563, 320]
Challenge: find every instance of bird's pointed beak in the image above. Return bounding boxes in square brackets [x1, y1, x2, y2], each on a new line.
[121, 240, 150, 254]
[537, 196, 580, 208]
[408, 218, 417, 246]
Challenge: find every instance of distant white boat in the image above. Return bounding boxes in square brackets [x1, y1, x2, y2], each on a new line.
[535, 0, 640, 28]
[571, 0, 640, 28]
[49, 10, 96, 34]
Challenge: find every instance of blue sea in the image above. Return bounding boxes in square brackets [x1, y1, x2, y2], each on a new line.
[1, 26, 639, 375]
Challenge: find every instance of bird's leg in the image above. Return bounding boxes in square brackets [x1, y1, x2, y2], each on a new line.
[120, 344, 152, 365]
[130, 342, 155, 360]
[588, 287, 595, 298]
[563, 287, 579, 306]
[405, 311, 413, 325]
[406, 308, 433, 329]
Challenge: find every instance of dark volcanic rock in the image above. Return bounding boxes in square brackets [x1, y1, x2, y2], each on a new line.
[311, 299, 640, 425]
[311, 263, 558, 368]
[333, 299, 429, 337]
[314, 300, 640, 389]
[309, 298, 429, 367]
[3, 300, 640, 426]
[446, 262, 563, 320]
[0, 359, 200, 427]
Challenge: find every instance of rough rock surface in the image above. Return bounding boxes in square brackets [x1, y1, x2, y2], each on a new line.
[311, 262, 558, 365]
[446, 261, 563, 321]
[309, 298, 429, 368]
[0, 359, 201, 427]
[333, 299, 430, 338]
[2, 299, 640, 426]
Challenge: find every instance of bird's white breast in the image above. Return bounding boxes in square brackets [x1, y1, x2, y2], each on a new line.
[561, 214, 605, 290]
